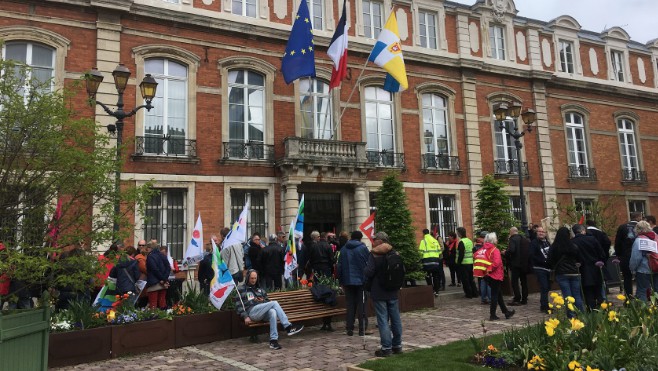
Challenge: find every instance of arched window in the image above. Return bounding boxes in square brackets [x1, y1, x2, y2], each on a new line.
[144, 58, 188, 155]
[300, 78, 332, 139]
[228, 69, 266, 158]
[493, 116, 518, 174]
[421, 93, 451, 169]
[565, 112, 590, 177]
[2, 41, 55, 96]
[617, 118, 639, 180]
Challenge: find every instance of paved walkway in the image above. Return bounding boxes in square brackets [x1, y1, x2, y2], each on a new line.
[54, 286, 548, 371]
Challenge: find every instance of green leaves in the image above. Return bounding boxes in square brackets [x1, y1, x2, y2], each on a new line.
[474, 175, 518, 245]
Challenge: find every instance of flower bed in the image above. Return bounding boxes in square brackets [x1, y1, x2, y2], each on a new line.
[472, 292, 658, 370]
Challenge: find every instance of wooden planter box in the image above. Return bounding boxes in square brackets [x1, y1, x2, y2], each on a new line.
[111, 319, 175, 358]
[49, 326, 112, 368]
[399, 285, 434, 312]
[174, 311, 232, 348]
[0, 307, 50, 371]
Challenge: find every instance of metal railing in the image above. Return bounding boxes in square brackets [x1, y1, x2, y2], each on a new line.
[422, 154, 460, 171]
[134, 136, 197, 157]
[568, 165, 597, 180]
[222, 141, 274, 161]
[621, 169, 647, 182]
[494, 159, 529, 176]
[366, 150, 405, 168]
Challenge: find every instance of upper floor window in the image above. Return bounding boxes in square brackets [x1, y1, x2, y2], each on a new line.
[3, 41, 55, 96]
[300, 78, 333, 140]
[559, 40, 574, 73]
[494, 118, 517, 168]
[228, 70, 266, 158]
[617, 118, 638, 171]
[611, 50, 625, 82]
[307, 0, 324, 30]
[565, 112, 589, 172]
[363, 0, 383, 39]
[489, 25, 506, 60]
[418, 10, 438, 49]
[422, 93, 449, 155]
[365, 87, 394, 153]
[144, 58, 188, 155]
[233, 0, 257, 17]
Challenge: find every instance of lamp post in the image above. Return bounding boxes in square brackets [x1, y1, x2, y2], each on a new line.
[423, 129, 433, 152]
[493, 101, 537, 236]
[85, 64, 158, 236]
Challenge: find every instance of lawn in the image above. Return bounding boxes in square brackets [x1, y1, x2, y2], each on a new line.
[358, 333, 504, 371]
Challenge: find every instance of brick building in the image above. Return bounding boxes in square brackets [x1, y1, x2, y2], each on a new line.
[1, 0, 657, 257]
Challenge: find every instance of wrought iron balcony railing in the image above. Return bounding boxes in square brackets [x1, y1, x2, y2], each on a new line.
[222, 141, 274, 161]
[422, 154, 460, 171]
[568, 165, 597, 181]
[366, 150, 405, 168]
[494, 159, 529, 176]
[134, 136, 197, 157]
[621, 169, 647, 183]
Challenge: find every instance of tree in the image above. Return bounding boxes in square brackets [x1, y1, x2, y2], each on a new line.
[474, 174, 518, 248]
[0, 58, 154, 299]
[550, 195, 622, 236]
[375, 173, 423, 281]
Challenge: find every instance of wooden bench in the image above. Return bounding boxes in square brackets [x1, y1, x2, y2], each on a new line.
[244, 289, 345, 331]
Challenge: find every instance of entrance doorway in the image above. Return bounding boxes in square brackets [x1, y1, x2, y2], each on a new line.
[303, 193, 342, 244]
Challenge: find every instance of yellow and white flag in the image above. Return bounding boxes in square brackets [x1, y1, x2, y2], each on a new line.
[368, 11, 408, 92]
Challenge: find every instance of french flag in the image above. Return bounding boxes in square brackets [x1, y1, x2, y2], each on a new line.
[328, 0, 348, 89]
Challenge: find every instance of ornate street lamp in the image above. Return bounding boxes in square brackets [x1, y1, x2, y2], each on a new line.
[494, 101, 536, 235]
[85, 64, 158, 235]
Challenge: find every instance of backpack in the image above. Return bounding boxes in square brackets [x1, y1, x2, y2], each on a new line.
[380, 250, 406, 291]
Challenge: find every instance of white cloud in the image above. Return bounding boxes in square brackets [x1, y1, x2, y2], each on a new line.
[449, 0, 658, 43]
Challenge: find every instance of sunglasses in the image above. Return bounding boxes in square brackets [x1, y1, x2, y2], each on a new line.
[138, 244, 146, 247]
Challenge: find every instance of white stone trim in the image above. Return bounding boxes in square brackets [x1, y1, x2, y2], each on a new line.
[411, 0, 448, 51]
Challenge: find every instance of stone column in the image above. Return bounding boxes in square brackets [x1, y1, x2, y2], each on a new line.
[92, 12, 122, 253]
[461, 70, 483, 228]
[531, 81, 558, 220]
[353, 183, 369, 231]
[282, 181, 301, 229]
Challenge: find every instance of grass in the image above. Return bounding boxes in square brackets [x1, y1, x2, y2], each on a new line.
[358, 333, 504, 371]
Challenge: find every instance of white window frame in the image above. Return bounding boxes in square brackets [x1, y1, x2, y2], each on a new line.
[143, 58, 189, 156]
[143, 188, 188, 260]
[230, 189, 269, 238]
[306, 0, 324, 31]
[489, 24, 506, 60]
[364, 86, 395, 153]
[2, 41, 56, 98]
[360, 0, 385, 39]
[565, 112, 589, 171]
[421, 93, 450, 156]
[428, 194, 458, 239]
[227, 69, 266, 146]
[617, 118, 638, 172]
[558, 39, 575, 74]
[508, 196, 523, 223]
[610, 50, 626, 82]
[232, 0, 258, 17]
[418, 10, 438, 50]
[299, 77, 333, 140]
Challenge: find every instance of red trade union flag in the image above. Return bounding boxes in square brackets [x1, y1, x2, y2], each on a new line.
[328, 0, 348, 89]
[578, 214, 585, 225]
[360, 212, 376, 243]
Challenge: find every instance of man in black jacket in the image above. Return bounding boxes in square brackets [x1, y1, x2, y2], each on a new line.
[614, 212, 642, 296]
[572, 224, 606, 310]
[197, 241, 214, 296]
[261, 234, 285, 291]
[506, 227, 530, 305]
[307, 231, 334, 279]
[530, 226, 551, 313]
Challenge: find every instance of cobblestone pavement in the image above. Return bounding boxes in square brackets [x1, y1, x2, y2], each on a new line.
[54, 286, 549, 371]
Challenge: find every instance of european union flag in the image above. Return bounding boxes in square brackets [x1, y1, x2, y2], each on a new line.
[281, 0, 316, 84]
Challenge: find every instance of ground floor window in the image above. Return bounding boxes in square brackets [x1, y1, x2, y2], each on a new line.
[428, 194, 457, 239]
[628, 199, 646, 219]
[574, 198, 594, 221]
[508, 196, 523, 224]
[143, 189, 187, 260]
[230, 189, 267, 237]
[0, 188, 47, 248]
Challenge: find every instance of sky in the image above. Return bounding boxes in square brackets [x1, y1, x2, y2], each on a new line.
[449, 0, 658, 44]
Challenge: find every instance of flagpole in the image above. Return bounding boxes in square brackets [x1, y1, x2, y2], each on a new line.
[331, 55, 372, 139]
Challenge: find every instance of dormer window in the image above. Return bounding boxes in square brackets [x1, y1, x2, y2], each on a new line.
[611, 50, 625, 82]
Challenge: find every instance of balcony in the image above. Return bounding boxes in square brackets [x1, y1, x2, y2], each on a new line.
[221, 141, 274, 162]
[366, 150, 405, 169]
[133, 136, 197, 161]
[494, 159, 528, 177]
[422, 154, 460, 172]
[621, 169, 647, 183]
[568, 165, 597, 181]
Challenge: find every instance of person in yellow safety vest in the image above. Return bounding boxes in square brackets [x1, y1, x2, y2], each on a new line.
[456, 227, 478, 299]
[419, 229, 445, 296]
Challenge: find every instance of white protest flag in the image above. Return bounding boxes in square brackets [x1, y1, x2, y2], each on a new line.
[209, 239, 236, 310]
[222, 199, 250, 249]
[183, 213, 204, 267]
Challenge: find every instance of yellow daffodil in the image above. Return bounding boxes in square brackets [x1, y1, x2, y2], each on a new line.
[566, 296, 575, 304]
[545, 318, 560, 328]
[617, 294, 626, 301]
[547, 310, 552, 314]
[548, 303, 554, 308]
[107, 310, 116, 321]
[553, 296, 565, 305]
[608, 310, 619, 322]
[570, 318, 585, 331]
[568, 360, 581, 370]
[556, 304, 562, 309]
[487, 344, 497, 352]
[550, 292, 559, 298]
[568, 303, 575, 312]
[586, 366, 600, 371]
[601, 302, 608, 309]
[545, 325, 555, 337]
[527, 362, 533, 370]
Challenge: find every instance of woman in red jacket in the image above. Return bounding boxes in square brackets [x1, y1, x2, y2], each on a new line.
[481, 233, 515, 321]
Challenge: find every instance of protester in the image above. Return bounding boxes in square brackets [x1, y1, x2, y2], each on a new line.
[220, 227, 245, 283]
[115, 246, 141, 297]
[646, 215, 658, 235]
[246, 233, 264, 279]
[145, 245, 171, 309]
[337, 231, 370, 336]
[307, 231, 334, 279]
[571, 224, 606, 310]
[456, 227, 477, 298]
[615, 212, 642, 296]
[530, 226, 551, 313]
[629, 221, 658, 302]
[234, 270, 304, 350]
[445, 231, 460, 287]
[473, 231, 491, 305]
[135, 240, 149, 278]
[261, 234, 285, 291]
[549, 227, 584, 316]
[364, 232, 403, 357]
[197, 239, 215, 296]
[506, 227, 531, 306]
[419, 228, 444, 296]
[477, 233, 515, 321]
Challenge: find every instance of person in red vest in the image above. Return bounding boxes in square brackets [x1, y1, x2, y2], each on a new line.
[474, 232, 515, 321]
